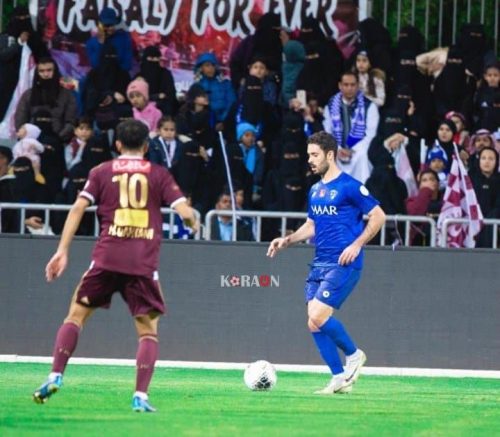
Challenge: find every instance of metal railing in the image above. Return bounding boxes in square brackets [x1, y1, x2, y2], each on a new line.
[374, 0, 499, 54]
[0, 203, 202, 240]
[439, 218, 500, 248]
[204, 210, 437, 246]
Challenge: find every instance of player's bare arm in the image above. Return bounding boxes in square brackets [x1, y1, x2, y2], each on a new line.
[174, 201, 199, 234]
[267, 218, 315, 258]
[338, 205, 386, 266]
[46, 197, 90, 282]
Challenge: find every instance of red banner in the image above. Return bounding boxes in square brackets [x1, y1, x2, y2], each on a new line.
[33, 0, 359, 89]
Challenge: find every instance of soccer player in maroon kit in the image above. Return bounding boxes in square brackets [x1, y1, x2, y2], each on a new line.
[33, 120, 198, 412]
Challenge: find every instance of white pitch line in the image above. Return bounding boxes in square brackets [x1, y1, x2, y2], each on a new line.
[1, 355, 499, 379]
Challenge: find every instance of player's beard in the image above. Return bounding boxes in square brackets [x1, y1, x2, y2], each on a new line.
[313, 160, 330, 177]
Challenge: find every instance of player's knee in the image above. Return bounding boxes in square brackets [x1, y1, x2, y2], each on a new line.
[307, 318, 320, 332]
[308, 312, 328, 329]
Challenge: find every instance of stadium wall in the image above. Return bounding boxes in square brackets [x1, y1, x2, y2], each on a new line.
[1, 236, 499, 370]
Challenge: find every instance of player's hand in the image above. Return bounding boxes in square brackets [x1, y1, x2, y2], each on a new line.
[184, 217, 200, 234]
[338, 243, 362, 266]
[267, 237, 289, 258]
[45, 250, 68, 282]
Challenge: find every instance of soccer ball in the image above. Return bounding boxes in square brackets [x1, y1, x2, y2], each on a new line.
[243, 360, 277, 391]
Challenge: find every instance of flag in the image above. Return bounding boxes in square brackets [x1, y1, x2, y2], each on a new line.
[0, 44, 35, 139]
[437, 145, 483, 248]
[393, 143, 418, 197]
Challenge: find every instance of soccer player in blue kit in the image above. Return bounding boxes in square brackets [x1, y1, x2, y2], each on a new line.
[267, 131, 386, 394]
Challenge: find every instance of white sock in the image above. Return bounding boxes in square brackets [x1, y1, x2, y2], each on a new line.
[347, 349, 361, 359]
[134, 391, 148, 400]
[333, 372, 345, 380]
[48, 372, 62, 381]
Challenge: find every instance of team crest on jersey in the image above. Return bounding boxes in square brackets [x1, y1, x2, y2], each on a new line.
[360, 185, 370, 196]
[319, 189, 326, 197]
[329, 190, 338, 200]
[112, 160, 151, 173]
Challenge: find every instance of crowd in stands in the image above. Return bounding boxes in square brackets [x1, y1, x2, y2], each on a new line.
[0, 6, 498, 245]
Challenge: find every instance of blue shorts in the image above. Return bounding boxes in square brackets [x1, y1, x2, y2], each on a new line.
[304, 265, 361, 309]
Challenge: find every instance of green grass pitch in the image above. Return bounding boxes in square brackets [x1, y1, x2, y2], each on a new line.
[1, 363, 499, 436]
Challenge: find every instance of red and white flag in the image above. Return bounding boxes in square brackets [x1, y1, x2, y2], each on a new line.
[437, 145, 483, 248]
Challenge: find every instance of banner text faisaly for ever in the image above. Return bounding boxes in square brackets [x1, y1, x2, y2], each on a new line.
[56, 0, 341, 38]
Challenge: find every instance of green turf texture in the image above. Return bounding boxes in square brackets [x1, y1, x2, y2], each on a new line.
[1, 363, 499, 436]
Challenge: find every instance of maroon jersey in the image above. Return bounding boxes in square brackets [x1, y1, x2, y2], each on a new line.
[80, 156, 185, 276]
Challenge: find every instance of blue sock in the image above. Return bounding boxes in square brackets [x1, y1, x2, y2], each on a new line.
[320, 317, 357, 356]
[311, 332, 344, 375]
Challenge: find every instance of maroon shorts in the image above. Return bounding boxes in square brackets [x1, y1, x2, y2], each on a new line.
[75, 266, 165, 317]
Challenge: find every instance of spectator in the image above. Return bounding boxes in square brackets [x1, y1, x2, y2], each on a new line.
[465, 128, 499, 175]
[354, 18, 393, 76]
[297, 16, 343, 106]
[193, 52, 235, 130]
[176, 86, 217, 153]
[12, 123, 44, 183]
[0, 6, 48, 120]
[352, 49, 386, 107]
[0, 146, 13, 178]
[429, 45, 467, 119]
[236, 122, 264, 204]
[470, 147, 500, 247]
[52, 163, 94, 236]
[229, 12, 282, 89]
[10, 157, 50, 233]
[85, 7, 133, 72]
[323, 71, 379, 183]
[127, 78, 162, 135]
[65, 117, 94, 171]
[79, 134, 112, 172]
[148, 116, 204, 208]
[33, 109, 65, 202]
[227, 67, 279, 152]
[425, 145, 449, 191]
[210, 191, 254, 241]
[0, 145, 18, 233]
[148, 116, 180, 171]
[239, 56, 279, 111]
[82, 44, 130, 131]
[280, 39, 306, 108]
[303, 94, 325, 136]
[15, 57, 77, 142]
[272, 111, 307, 170]
[445, 111, 470, 149]
[366, 112, 409, 220]
[263, 140, 307, 235]
[429, 120, 459, 169]
[138, 46, 178, 116]
[406, 169, 442, 246]
[473, 63, 500, 132]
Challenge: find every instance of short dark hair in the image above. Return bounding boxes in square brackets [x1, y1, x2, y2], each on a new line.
[116, 120, 149, 150]
[157, 115, 175, 129]
[418, 169, 438, 186]
[339, 71, 358, 83]
[76, 116, 92, 129]
[307, 131, 338, 158]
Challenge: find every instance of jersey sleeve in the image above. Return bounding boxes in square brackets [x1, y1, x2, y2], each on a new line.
[307, 190, 313, 219]
[159, 167, 185, 207]
[349, 180, 380, 214]
[79, 166, 102, 205]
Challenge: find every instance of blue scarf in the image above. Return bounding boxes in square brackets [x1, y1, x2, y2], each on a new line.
[239, 143, 257, 174]
[329, 91, 367, 148]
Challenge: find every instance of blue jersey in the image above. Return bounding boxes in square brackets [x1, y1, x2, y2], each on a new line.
[307, 172, 379, 269]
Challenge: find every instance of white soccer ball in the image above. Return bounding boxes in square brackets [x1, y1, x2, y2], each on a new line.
[243, 360, 277, 391]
